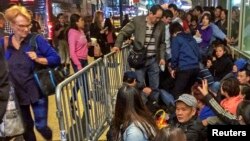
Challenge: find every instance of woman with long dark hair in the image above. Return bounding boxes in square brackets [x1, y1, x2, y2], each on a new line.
[104, 18, 116, 48]
[110, 85, 158, 141]
[68, 13, 88, 72]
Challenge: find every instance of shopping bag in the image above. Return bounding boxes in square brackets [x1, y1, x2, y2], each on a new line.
[0, 85, 25, 137]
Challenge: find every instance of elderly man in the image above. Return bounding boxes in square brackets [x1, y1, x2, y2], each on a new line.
[174, 94, 207, 141]
[113, 4, 166, 89]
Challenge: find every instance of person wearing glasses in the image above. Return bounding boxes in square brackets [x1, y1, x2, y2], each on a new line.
[0, 5, 60, 141]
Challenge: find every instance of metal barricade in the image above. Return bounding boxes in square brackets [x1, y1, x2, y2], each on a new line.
[103, 44, 131, 121]
[55, 44, 130, 141]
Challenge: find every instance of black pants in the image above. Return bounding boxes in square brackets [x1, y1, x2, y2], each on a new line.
[172, 68, 200, 99]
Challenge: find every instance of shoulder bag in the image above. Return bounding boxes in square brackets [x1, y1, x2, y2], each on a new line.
[30, 34, 65, 96]
[127, 27, 155, 69]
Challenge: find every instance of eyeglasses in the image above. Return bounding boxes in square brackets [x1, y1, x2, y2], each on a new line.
[15, 23, 32, 29]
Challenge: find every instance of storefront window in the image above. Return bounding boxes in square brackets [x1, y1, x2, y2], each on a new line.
[242, 0, 250, 52]
[230, 0, 241, 47]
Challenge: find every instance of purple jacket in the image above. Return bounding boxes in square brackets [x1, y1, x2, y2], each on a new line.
[198, 25, 213, 48]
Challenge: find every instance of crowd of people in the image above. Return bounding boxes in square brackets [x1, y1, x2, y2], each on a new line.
[0, 2, 250, 141]
[109, 3, 250, 141]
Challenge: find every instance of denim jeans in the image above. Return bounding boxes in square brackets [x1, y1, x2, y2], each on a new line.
[209, 81, 220, 94]
[71, 59, 88, 100]
[135, 57, 160, 89]
[21, 98, 52, 141]
[159, 89, 175, 107]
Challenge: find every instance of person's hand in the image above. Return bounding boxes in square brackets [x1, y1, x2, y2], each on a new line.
[195, 30, 201, 37]
[159, 59, 166, 65]
[111, 47, 120, 53]
[143, 87, 152, 96]
[170, 70, 176, 78]
[77, 65, 83, 71]
[26, 51, 37, 60]
[198, 79, 209, 96]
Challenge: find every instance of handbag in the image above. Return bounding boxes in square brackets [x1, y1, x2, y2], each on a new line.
[127, 26, 156, 69]
[0, 85, 25, 137]
[34, 67, 65, 96]
[127, 47, 147, 69]
[88, 44, 103, 57]
[94, 44, 103, 57]
[28, 34, 65, 96]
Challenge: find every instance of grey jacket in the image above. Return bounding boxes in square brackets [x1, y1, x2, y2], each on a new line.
[115, 15, 166, 61]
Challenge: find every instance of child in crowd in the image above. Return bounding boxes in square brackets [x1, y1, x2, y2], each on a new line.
[220, 78, 244, 115]
[208, 43, 233, 81]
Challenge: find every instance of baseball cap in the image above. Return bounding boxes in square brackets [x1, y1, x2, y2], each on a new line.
[123, 71, 137, 81]
[175, 94, 197, 108]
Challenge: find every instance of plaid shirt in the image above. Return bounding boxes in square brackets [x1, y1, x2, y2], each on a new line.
[4, 22, 13, 35]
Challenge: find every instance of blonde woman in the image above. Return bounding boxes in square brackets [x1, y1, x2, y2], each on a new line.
[1, 5, 60, 140]
[90, 11, 110, 56]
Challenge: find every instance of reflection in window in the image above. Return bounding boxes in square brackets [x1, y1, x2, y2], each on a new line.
[243, 2, 250, 52]
[231, 6, 240, 46]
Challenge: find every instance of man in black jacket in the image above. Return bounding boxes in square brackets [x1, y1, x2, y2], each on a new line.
[0, 45, 10, 124]
[174, 94, 207, 141]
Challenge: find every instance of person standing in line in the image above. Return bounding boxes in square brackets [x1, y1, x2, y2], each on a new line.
[112, 4, 166, 89]
[54, 13, 70, 76]
[67, 13, 89, 72]
[161, 9, 173, 62]
[67, 14, 90, 107]
[28, 10, 42, 34]
[90, 11, 110, 57]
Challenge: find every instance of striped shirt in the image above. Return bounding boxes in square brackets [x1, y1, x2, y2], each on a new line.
[144, 23, 156, 57]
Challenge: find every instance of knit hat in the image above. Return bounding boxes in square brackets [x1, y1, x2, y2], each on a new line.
[176, 94, 197, 108]
[234, 58, 247, 71]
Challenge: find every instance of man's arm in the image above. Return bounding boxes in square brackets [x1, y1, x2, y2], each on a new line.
[113, 19, 136, 52]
